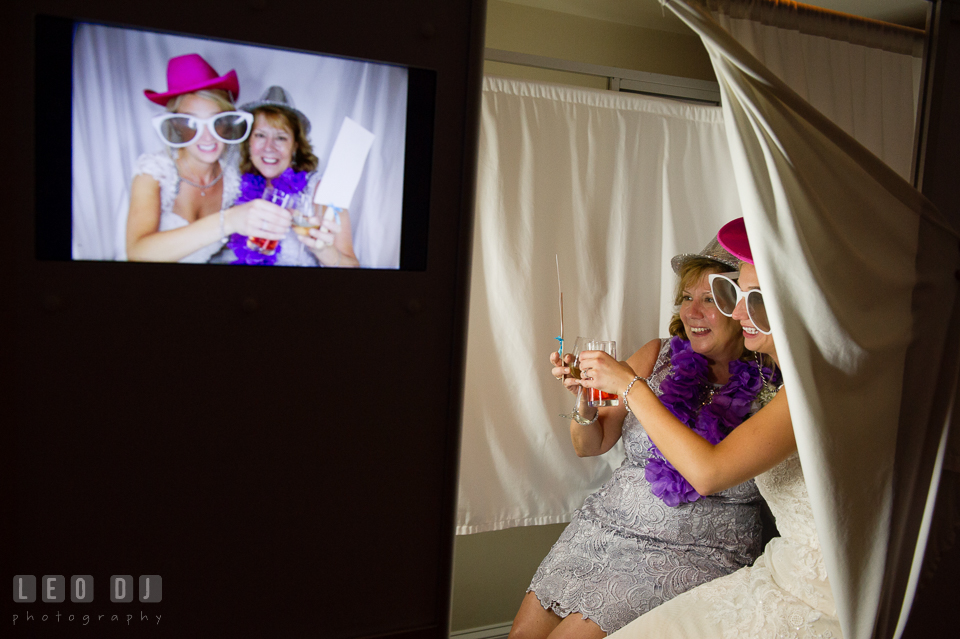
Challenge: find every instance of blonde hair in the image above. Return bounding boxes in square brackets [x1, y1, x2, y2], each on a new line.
[165, 89, 236, 113]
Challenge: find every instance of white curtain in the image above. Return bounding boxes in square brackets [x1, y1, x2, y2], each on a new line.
[705, 0, 924, 181]
[457, 77, 744, 533]
[71, 23, 407, 268]
[663, 5, 958, 639]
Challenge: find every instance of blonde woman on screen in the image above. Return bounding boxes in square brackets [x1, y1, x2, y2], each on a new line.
[126, 54, 290, 263]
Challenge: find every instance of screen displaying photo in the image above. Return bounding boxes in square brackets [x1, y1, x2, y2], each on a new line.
[64, 21, 420, 269]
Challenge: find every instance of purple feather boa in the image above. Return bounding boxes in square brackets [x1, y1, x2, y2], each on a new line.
[644, 336, 774, 507]
[227, 168, 310, 266]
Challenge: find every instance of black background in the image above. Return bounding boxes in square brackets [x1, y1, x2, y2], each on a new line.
[3, 1, 487, 637]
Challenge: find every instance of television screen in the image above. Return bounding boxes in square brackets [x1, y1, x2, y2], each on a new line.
[37, 17, 434, 270]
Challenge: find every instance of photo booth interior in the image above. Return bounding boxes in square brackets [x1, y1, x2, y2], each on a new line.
[458, 2, 959, 639]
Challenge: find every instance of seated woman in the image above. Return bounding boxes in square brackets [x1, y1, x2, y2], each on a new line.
[509, 233, 780, 639]
[587, 218, 840, 639]
[127, 54, 291, 263]
[225, 86, 359, 267]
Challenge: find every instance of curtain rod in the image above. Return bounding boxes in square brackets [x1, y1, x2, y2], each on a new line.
[483, 48, 722, 104]
[700, 0, 925, 55]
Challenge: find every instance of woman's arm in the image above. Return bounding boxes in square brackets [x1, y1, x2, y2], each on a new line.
[126, 175, 290, 262]
[630, 384, 796, 494]
[579, 351, 797, 494]
[557, 338, 661, 457]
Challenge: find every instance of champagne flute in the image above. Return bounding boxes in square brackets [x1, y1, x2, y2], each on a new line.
[559, 337, 587, 420]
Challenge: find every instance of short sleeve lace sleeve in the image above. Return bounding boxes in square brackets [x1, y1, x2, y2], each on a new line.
[133, 151, 178, 216]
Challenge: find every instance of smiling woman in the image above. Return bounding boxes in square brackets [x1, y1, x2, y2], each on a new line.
[125, 54, 294, 263]
[223, 86, 360, 268]
[591, 217, 839, 639]
[675, 261, 743, 374]
[509, 229, 782, 639]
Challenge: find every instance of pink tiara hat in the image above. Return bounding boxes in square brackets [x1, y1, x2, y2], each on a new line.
[144, 54, 240, 106]
[717, 217, 754, 264]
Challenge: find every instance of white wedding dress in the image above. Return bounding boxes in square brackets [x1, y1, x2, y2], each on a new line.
[133, 150, 241, 263]
[607, 452, 842, 638]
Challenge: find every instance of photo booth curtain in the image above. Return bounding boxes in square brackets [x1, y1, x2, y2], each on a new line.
[71, 24, 407, 268]
[663, 4, 959, 639]
[458, 5, 925, 536]
[456, 76, 744, 533]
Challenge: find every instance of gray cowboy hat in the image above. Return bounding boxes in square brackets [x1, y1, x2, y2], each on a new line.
[670, 234, 740, 274]
[239, 85, 311, 134]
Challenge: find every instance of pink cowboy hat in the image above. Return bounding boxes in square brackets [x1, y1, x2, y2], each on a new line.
[717, 217, 753, 264]
[144, 54, 240, 106]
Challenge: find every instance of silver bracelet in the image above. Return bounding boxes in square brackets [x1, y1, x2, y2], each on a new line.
[622, 376, 648, 414]
[572, 409, 599, 425]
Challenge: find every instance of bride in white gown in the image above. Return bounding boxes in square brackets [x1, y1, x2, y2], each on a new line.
[578, 217, 841, 639]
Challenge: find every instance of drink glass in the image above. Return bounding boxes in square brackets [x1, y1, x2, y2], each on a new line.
[585, 340, 619, 408]
[291, 197, 319, 238]
[559, 337, 587, 420]
[246, 186, 298, 255]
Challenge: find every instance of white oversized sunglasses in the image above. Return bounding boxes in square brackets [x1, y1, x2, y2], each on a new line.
[151, 111, 254, 148]
[708, 273, 771, 335]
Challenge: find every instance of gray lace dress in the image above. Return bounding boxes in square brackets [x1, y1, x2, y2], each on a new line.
[528, 338, 766, 633]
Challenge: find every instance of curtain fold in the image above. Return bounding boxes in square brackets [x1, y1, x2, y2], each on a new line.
[457, 77, 743, 534]
[663, 4, 959, 639]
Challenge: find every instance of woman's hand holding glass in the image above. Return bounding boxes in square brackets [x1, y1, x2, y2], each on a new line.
[225, 199, 291, 240]
[298, 205, 346, 265]
[577, 349, 636, 400]
[550, 350, 584, 397]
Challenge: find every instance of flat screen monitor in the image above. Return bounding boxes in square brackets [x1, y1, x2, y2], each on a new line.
[36, 16, 434, 270]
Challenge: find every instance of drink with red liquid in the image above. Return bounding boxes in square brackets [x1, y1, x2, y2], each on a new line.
[585, 340, 619, 408]
[587, 388, 618, 407]
[246, 236, 279, 254]
[247, 186, 300, 255]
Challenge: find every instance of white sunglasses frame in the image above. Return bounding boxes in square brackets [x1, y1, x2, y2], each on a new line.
[708, 273, 772, 335]
[151, 111, 254, 148]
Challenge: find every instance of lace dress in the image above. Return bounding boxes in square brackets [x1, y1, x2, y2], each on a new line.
[527, 339, 766, 633]
[133, 150, 241, 263]
[607, 452, 841, 638]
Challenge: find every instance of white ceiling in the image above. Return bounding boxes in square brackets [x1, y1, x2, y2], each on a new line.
[500, 0, 930, 34]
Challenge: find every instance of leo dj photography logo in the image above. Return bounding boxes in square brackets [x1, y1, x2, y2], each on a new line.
[12, 575, 162, 627]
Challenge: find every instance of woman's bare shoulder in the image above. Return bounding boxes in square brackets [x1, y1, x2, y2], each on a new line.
[627, 338, 665, 377]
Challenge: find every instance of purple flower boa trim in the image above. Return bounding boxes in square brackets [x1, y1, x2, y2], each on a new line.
[229, 168, 311, 266]
[644, 336, 771, 507]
